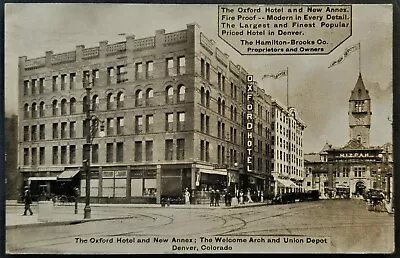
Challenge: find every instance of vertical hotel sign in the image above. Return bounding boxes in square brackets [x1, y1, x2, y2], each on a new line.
[246, 75, 254, 172]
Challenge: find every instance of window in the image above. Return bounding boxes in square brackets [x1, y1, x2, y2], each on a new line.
[178, 56, 186, 75]
[201, 58, 205, 78]
[31, 79, 37, 95]
[70, 73, 76, 89]
[146, 115, 153, 133]
[218, 72, 221, 90]
[61, 146, 67, 164]
[221, 146, 225, 164]
[166, 58, 175, 76]
[39, 102, 45, 117]
[205, 141, 209, 161]
[135, 63, 143, 80]
[117, 65, 127, 83]
[69, 122, 76, 138]
[39, 124, 45, 140]
[166, 86, 174, 104]
[135, 141, 142, 162]
[24, 80, 29, 96]
[52, 76, 58, 92]
[206, 115, 210, 134]
[69, 145, 76, 164]
[206, 62, 210, 81]
[107, 93, 114, 110]
[221, 100, 225, 116]
[52, 100, 58, 116]
[52, 146, 58, 164]
[31, 103, 37, 119]
[178, 112, 185, 131]
[217, 98, 221, 114]
[92, 144, 99, 164]
[200, 113, 205, 132]
[83, 71, 90, 88]
[117, 117, 124, 135]
[24, 126, 29, 141]
[61, 122, 67, 139]
[39, 147, 45, 165]
[117, 92, 124, 109]
[31, 125, 37, 141]
[146, 89, 154, 106]
[31, 148, 37, 166]
[217, 145, 221, 164]
[107, 67, 115, 84]
[177, 139, 185, 160]
[24, 104, 29, 119]
[135, 90, 143, 107]
[24, 148, 29, 165]
[165, 139, 173, 160]
[200, 87, 205, 105]
[178, 85, 185, 102]
[200, 140, 204, 161]
[206, 90, 210, 108]
[135, 116, 143, 134]
[107, 118, 114, 136]
[222, 75, 225, 92]
[70, 98, 76, 114]
[116, 142, 124, 162]
[166, 113, 173, 132]
[60, 75, 66, 91]
[146, 141, 153, 161]
[230, 83, 234, 98]
[106, 143, 113, 163]
[92, 70, 99, 86]
[217, 121, 221, 138]
[52, 123, 58, 139]
[61, 99, 67, 115]
[146, 61, 153, 79]
[92, 95, 99, 112]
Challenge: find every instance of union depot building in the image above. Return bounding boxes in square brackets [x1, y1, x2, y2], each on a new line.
[304, 74, 393, 200]
[18, 23, 304, 204]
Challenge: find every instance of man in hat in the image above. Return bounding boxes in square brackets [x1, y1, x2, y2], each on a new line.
[22, 186, 33, 216]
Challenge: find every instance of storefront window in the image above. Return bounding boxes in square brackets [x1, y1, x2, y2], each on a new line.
[101, 170, 127, 197]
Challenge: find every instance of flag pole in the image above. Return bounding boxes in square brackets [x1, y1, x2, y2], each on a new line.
[359, 42, 361, 74]
[286, 67, 289, 108]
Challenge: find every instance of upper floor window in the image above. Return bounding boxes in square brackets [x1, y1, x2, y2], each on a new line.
[92, 95, 99, 112]
[117, 92, 124, 109]
[31, 79, 37, 95]
[117, 65, 127, 83]
[135, 63, 143, 80]
[205, 90, 210, 108]
[52, 100, 58, 116]
[166, 113, 174, 132]
[83, 96, 88, 113]
[107, 67, 115, 84]
[178, 85, 185, 102]
[107, 93, 114, 110]
[200, 58, 205, 78]
[70, 98, 76, 114]
[166, 86, 174, 104]
[146, 61, 153, 79]
[200, 87, 205, 105]
[31, 103, 38, 119]
[166, 58, 175, 76]
[52, 76, 58, 92]
[177, 112, 185, 131]
[178, 56, 186, 75]
[135, 90, 143, 107]
[24, 104, 29, 119]
[146, 89, 154, 106]
[70, 73, 76, 89]
[60, 75, 66, 91]
[39, 102, 45, 117]
[39, 78, 44, 94]
[23, 80, 29, 96]
[61, 99, 68, 115]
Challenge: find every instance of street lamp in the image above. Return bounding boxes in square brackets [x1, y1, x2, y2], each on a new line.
[83, 74, 105, 219]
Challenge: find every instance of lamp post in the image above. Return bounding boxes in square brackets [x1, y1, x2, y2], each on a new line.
[83, 74, 104, 219]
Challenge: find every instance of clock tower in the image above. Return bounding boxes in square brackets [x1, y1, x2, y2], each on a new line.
[348, 73, 371, 147]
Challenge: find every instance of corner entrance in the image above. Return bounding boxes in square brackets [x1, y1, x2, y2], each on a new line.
[355, 181, 366, 197]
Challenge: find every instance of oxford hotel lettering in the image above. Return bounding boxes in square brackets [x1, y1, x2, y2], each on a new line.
[246, 76, 254, 172]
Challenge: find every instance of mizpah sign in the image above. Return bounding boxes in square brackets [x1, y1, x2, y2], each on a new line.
[337, 152, 373, 158]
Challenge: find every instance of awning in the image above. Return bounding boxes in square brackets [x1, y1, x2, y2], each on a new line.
[276, 178, 299, 188]
[57, 170, 80, 181]
[199, 168, 227, 176]
[28, 177, 57, 181]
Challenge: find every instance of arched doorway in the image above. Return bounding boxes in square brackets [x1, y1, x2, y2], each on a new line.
[355, 181, 366, 197]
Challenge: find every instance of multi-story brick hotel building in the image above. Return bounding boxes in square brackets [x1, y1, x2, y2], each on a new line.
[18, 23, 275, 204]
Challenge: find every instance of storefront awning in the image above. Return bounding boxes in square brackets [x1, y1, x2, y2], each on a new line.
[199, 168, 227, 176]
[28, 177, 57, 181]
[57, 170, 80, 181]
[276, 178, 299, 188]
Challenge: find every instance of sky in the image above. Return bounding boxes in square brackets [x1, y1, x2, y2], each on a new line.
[4, 4, 393, 153]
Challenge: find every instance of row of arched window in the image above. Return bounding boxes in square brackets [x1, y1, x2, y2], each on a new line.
[23, 85, 187, 119]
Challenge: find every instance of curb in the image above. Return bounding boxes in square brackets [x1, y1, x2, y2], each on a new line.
[6, 215, 136, 230]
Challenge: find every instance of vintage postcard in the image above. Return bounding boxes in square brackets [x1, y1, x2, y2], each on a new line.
[4, 3, 394, 254]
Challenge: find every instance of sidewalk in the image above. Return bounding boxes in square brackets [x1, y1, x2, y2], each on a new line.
[6, 201, 271, 229]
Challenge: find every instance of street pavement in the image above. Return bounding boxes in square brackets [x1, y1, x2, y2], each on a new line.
[6, 199, 394, 254]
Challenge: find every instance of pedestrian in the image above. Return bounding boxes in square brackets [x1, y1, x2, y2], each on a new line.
[210, 189, 215, 206]
[185, 188, 190, 205]
[22, 187, 33, 216]
[239, 190, 244, 204]
[215, 190, 220, 206]
[247, 189, 253, 203]
[225, 191, 232, 206]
